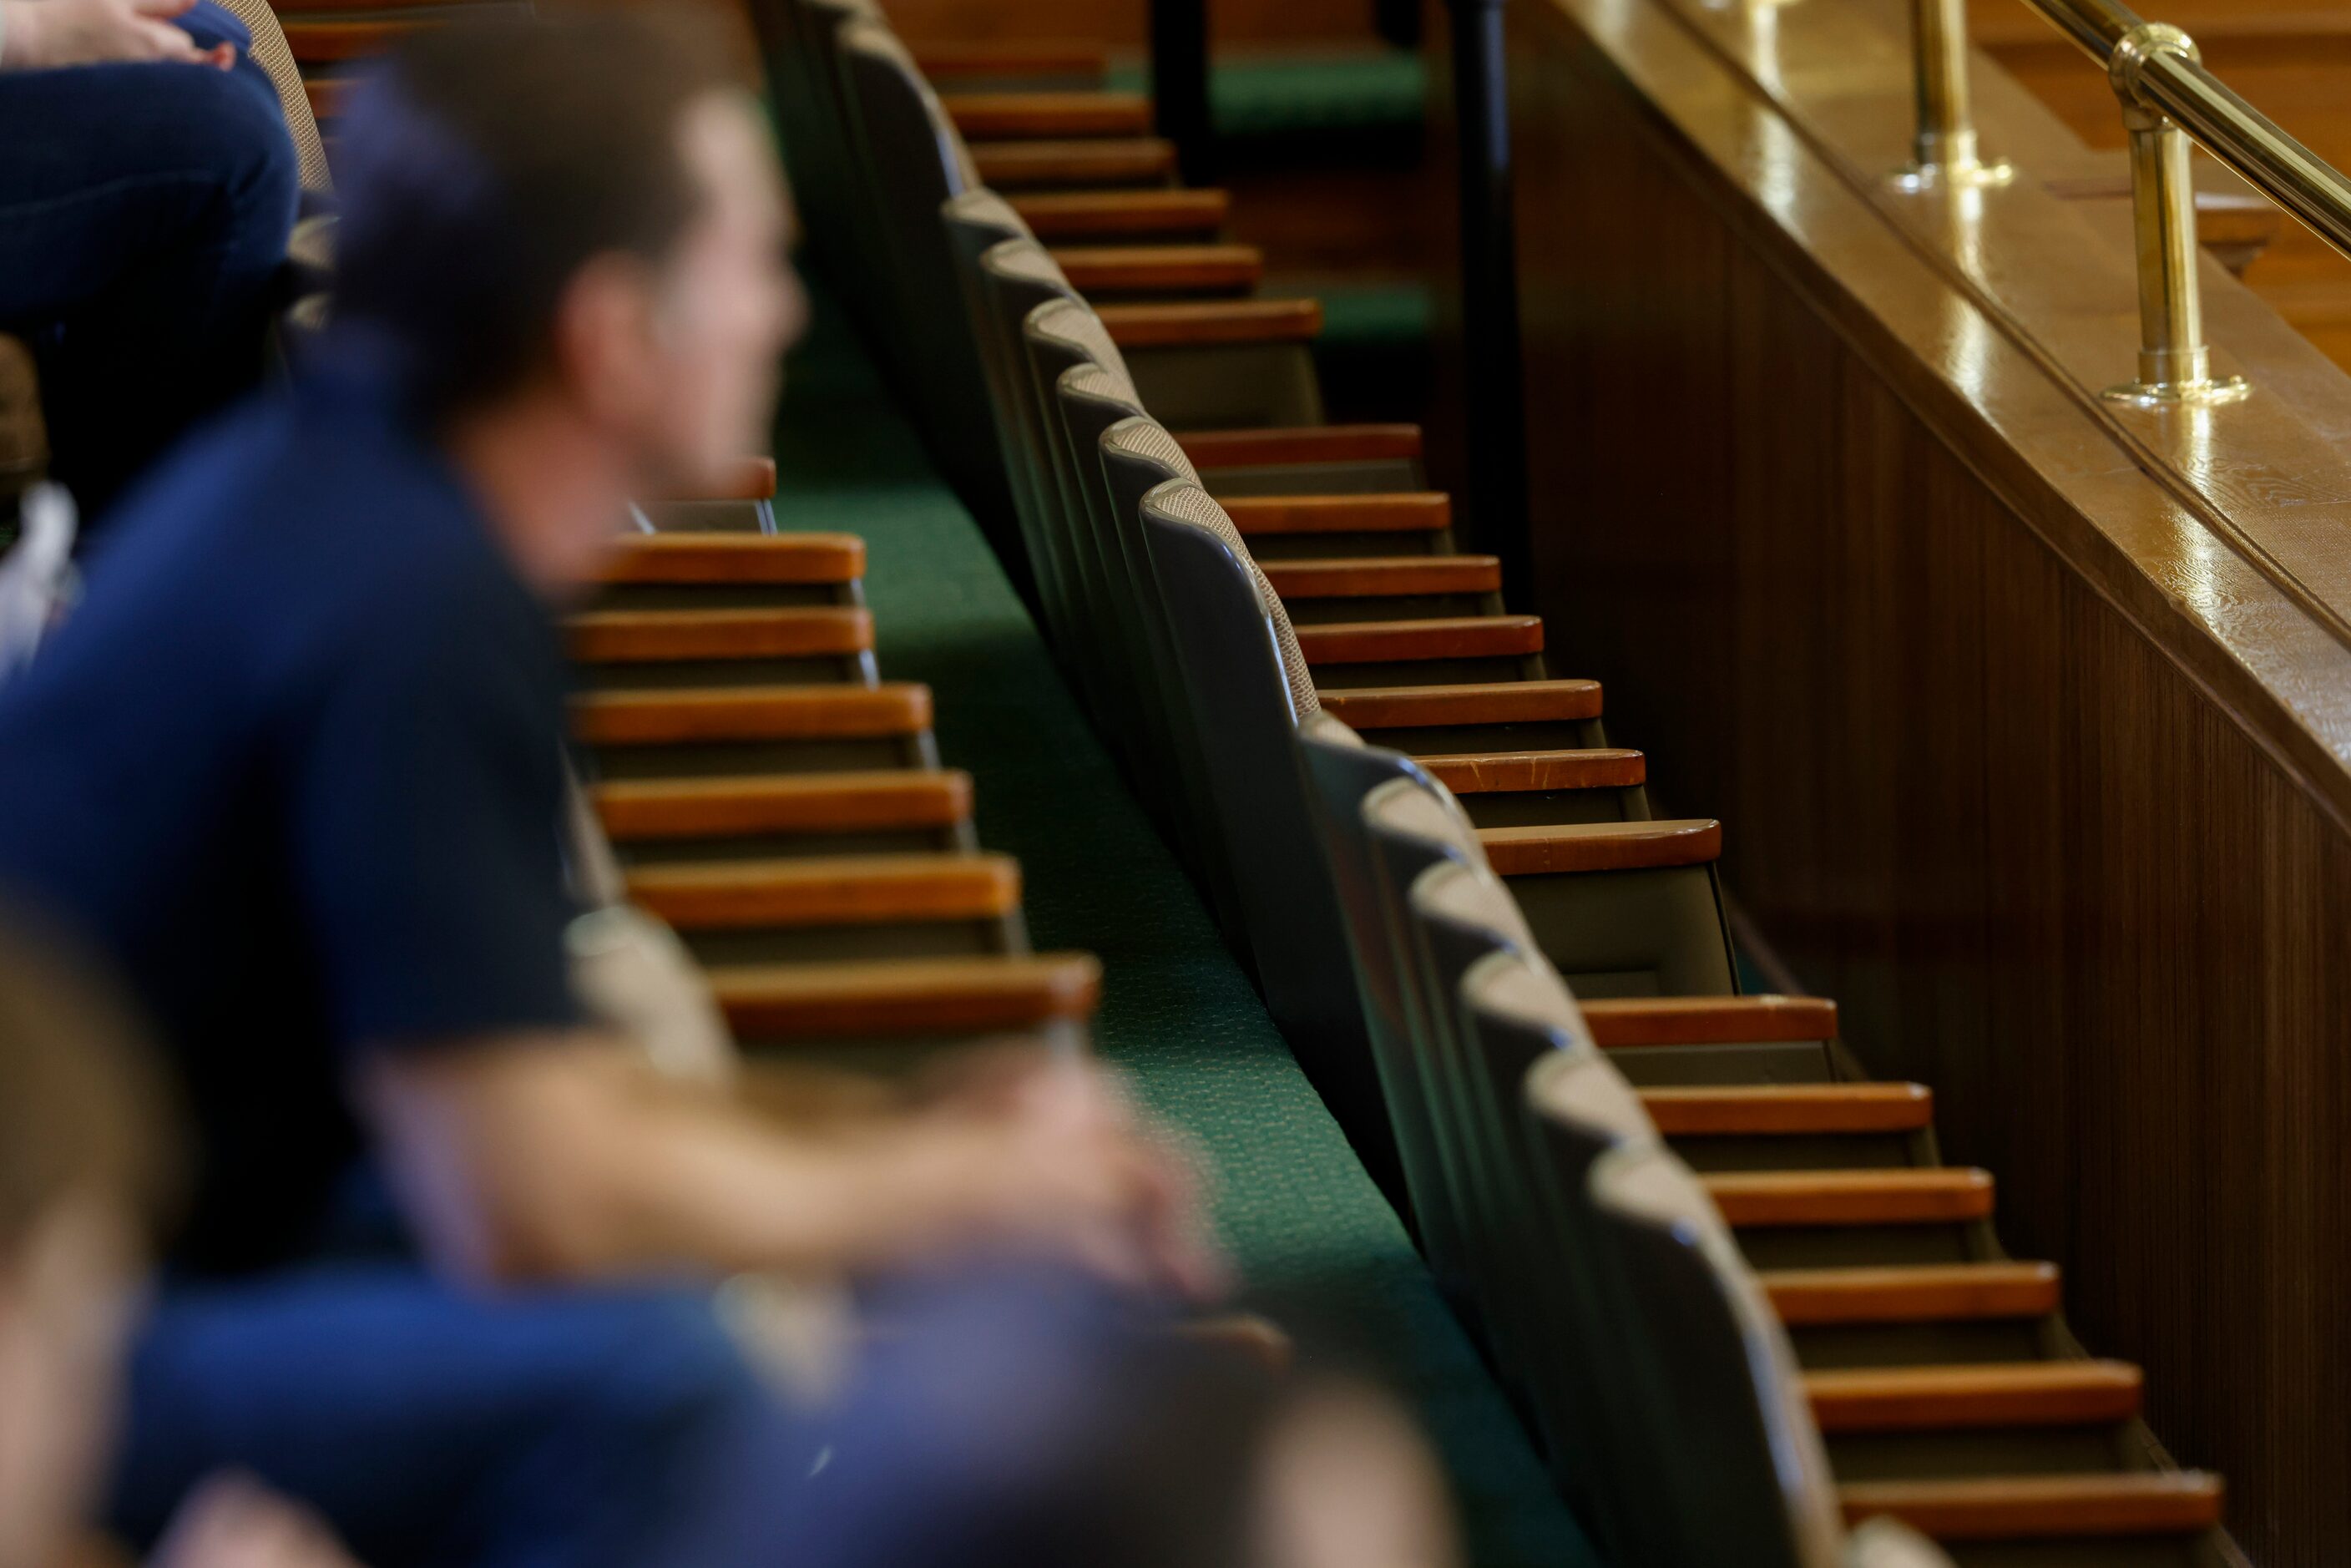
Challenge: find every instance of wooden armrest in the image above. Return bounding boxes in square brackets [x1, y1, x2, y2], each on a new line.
[970, 138, 1176, 189]
[653, 457, 776, 504]
[1580, 994, 1838, 1049]
[628, 853, 1019, 929]
[943, 91, 1152, 139]
[571, 684, 933, 745]
[1318, 679, 1602, 729]
[1477, 819, 1720, 876]
[1760, 1262, 2062, 1326]
[1009, 189, 1230, 240]
[1806, 1362, 2141, 1434]
[711, 952, 1101, 1039]
[593, 771, 971, 842]
[1180, 423, 1423, 468]
[1261, 555, 1499, 599]
[1100, 298, 1322, 348]
[911, 40, 1107, 82]
[565, 607, 871, 663]
[1221, 493, 1449, 536]
[1640, 1083, 1932, 1136]
[1838, 1473, 2224, 1540]
[598, 534, 863, 586]
[284, 18, 418, 64]
[1296, 615, 1542, 666]
[1414, 748, 1645, 794]
[1704, 1168, 1994, 1227]
[1051, 244, 1262, 295]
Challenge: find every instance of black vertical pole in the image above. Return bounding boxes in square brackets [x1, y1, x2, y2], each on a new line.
[1150, 0, 1216, 185]
[1446, 0, 1533, 608]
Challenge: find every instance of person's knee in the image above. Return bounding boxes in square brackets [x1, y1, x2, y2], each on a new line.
[155, 63, 301, 279]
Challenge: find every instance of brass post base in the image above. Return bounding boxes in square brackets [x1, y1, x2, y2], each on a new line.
[1891, 157, 2015, 193]
[2100, 376, 2252, 407]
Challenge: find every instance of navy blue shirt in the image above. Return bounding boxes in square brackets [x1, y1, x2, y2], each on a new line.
[0, 376, 582, 1272]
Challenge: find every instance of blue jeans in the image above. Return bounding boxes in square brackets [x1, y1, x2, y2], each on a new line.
[0, 3, 297, 525]
[109, 1266, 822, 1568]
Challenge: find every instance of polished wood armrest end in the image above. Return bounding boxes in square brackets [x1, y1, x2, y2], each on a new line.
[1100, 297, 1322, 349]
[711, 952, 1102, 1040]
[628, 852, 1020, 930]
[1009, 189, 1231, 240]
[571, 683, 933, 746]
[1179, 423, 1423, 468]
[1478, 818, 1720, 877]
[1221, 492, 1449, 536]
[1580, 994, 1838, 1049]
[599, 533, 864, 586]
[944, 90, 1152, 140]
[565, 606, 872, 664]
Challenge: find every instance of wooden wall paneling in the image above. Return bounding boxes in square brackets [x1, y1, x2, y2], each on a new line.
[1506, 0, 2351, 1555]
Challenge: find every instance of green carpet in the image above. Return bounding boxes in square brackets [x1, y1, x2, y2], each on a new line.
[1108, 48, 1427, 141]
[769, 290, 1594, 1568]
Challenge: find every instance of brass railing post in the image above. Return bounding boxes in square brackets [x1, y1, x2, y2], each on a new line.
[2102, 23, 2249, 404]
[1894, 0, 2012, 189]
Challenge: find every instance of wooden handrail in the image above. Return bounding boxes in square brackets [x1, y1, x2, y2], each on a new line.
[565, 607, 871, 663]
[969, 139, 1176, 189]
[1760, 1262, 2062, 1325]
[712, 952, 1102, 1039]
[1704, 1168, 1995, 1227]
[1100, 298, 1323, 348]
[628, 854, 1019, 929]
[1317, 679, 1604, 729]
[1806, 1362, 2142, 1433]
[1221, 493, 1450, 536]
[1415, 748, 1646, 794]
[1296, 615, 1544, 666]
[593, 771, 972, 842]
[1050, 244, 1262, 295]
[1179, 423, 1423, 468]
[1641, 1083, 1933, 1136]
[571, 684, 932, 745]
[1581, 994, 1838, 1048]
[597, 534, 865, 587]
[1009, 189, 1229, 240]
[1838, 1473, 2224, 1540]
[943, 91, 1153, 140]
[1479, 819, 1721, 876]
[1261, 556, 1501, 599]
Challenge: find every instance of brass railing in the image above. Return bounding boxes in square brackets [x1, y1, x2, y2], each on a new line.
[1901, 0, 2351, 403]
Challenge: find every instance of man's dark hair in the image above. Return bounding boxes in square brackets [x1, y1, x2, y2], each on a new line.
[333, 9, 738, 417]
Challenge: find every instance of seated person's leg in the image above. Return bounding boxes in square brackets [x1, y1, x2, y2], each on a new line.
[0, 4, 296, 523]
[109, 1264, 817, 1568]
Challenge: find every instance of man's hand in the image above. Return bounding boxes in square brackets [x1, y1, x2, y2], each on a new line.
[908, 1059, 1230, 1302]
[0, 0, 235, 70]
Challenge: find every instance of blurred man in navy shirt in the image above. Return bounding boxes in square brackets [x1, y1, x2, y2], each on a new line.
[0, 14, 1217, 1565]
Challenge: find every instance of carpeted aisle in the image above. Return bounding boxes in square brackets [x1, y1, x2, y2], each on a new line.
[768, 289, 1596, 1568]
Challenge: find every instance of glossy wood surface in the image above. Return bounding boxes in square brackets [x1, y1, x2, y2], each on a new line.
[282, 18, 414, 63]
[1097, 298, 1325, 347]
[968, 138, 1176, 189]
[593, 772, 972, 841]
[1581, 995, 1838, 1048]
[1220, 492, 1449, 534]
[1836, 1473, 2226, 1539]
[1294, 615, 1544, 665]
[1261, 556, 1501, 598]
[710, 952, 1101, 1039]
[942, 91, 1153, 140]
[1179, 423, 1425, 468]
[1509, 0, 2351, 1552]
[908, 39, 1107, 80]
[1009, 189, 1230, 240]
[1761, 1262, 2063, 1325]
[598, 534, 865, 586]
[564, 607, 872, 663]
[570, 684, 933, 745]
[1705, 1168, 1995, 1227]
[627, 854, 1019, 928]
[1415, 747, 1646, 793]
[1805, 1361, 2142, 1434]
[1049, 244, 1264, 295]
[1479, 818, 1721, 876]
[1642, 1082, 1933, 1135]
[655, 457, 778, 503]
[1317, 678, 1603, 728]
